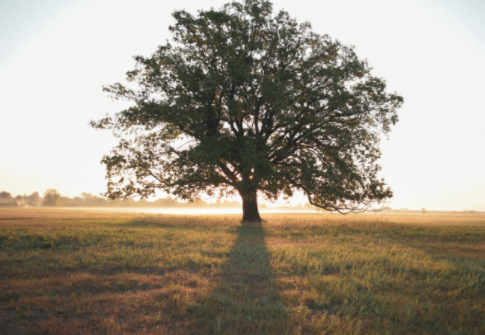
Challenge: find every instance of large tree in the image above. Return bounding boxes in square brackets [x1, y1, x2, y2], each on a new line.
[91, 0, 403, 222]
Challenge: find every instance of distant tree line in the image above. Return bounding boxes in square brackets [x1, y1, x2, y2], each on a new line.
[0, 191, 480, 212]
[0, 189, 249, 208]
[0, 191, 41, 207]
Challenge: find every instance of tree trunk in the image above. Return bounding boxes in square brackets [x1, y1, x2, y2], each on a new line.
[240, 189, 261, 223]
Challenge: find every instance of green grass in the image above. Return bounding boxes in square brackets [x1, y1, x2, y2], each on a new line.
[0, 208, 484, 334]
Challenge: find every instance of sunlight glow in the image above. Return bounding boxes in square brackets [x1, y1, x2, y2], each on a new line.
[1, 0, 484, 210]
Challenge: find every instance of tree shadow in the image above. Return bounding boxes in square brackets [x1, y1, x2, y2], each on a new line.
[188, 220, 287, 334]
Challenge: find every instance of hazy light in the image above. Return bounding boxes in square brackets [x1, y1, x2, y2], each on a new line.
[1, 0, 484, 210]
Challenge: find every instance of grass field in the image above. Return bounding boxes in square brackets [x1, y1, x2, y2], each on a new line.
[1, 208, 484, 334]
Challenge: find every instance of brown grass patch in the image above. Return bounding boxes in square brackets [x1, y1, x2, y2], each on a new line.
[265, 236, 325, 248]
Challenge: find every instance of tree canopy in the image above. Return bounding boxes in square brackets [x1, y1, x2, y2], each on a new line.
[91, 0, 403, 222]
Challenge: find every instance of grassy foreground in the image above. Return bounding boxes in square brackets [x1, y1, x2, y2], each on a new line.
[1, 208, 484, 334]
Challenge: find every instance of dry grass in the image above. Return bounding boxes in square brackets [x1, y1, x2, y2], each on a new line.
[1, 208, 484, 334]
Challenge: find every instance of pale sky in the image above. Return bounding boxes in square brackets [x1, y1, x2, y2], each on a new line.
[1, 0, 484, 211]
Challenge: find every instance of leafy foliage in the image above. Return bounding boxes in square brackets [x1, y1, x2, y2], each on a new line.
[91, 0, 403, 213]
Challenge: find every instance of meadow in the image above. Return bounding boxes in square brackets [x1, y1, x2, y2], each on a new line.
[0, 208, 484, 334]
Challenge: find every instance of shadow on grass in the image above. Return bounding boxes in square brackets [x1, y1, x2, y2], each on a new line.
[188, 220, 287, 334]
[0, 219, 288, 334]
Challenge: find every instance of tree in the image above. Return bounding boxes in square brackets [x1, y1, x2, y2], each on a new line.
[0, 191, 11, 199]
[26, 192, 40, 206]
[43, 189, 60, 206]
[0, 191, 16, 207]
[91, 0, 403, 222]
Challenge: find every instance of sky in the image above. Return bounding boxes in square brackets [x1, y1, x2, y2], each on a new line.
[0, 0, 484, 211]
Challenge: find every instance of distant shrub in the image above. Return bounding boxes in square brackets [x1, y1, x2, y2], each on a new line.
[0, 198, 16, 206]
